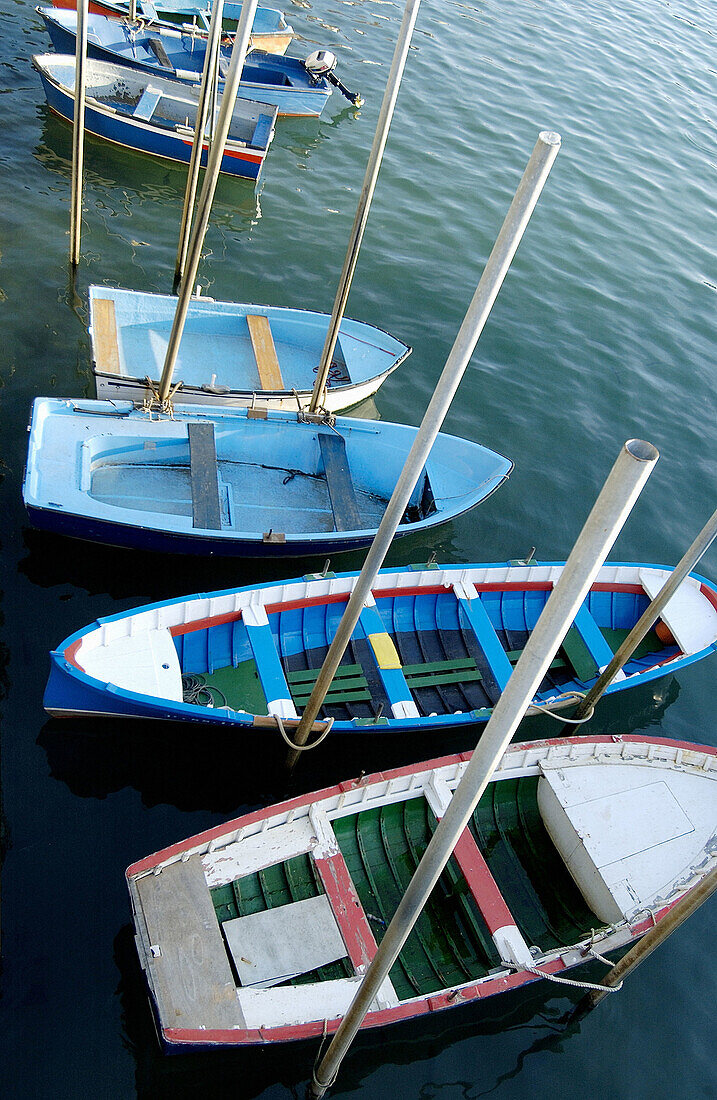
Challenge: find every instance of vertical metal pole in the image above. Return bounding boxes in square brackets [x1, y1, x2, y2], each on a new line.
[569, 504, 717, 722]
[574, 862, 717, 1016]
[307, 0, 423, 414]
[287, 131, 561, 767]
[69, 0, 89, 270]
[158, 0, 259, 402]
[309, 437, 659, 1098]
[173, 0, 225, 293]
[129, 0, 137, 20]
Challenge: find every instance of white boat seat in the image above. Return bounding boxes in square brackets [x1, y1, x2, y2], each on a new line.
[639, 568, 717, 654]
[134, 85, 163, 121]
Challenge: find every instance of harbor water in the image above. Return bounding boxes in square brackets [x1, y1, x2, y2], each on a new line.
[0, 0, 715, 1095]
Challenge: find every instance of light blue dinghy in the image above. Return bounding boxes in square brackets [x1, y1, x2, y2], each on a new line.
[89, 286, 412, 411]
[23, 399, 512, 557]
[33, 54, 276, 180]
[43, 561, 717, 731]
[50, 0, 295, 55]
[38, 7, 347, 116]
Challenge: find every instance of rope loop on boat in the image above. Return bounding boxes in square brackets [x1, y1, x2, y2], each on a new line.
[532, 691, 595, 724]
[508, 960, 622, 993]
[275, 714, 334, 751]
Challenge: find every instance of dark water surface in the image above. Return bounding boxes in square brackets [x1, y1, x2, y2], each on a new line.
[1, 0, 715, 1096]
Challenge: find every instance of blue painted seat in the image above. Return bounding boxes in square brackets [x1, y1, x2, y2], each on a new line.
[133, 85, 163, 120]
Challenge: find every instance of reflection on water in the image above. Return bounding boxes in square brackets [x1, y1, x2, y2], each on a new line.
[33, 107, 264, 224]
[37, 676, 679, 814]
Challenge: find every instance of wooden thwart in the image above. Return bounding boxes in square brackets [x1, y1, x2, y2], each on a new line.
[135, 857, 242, 1029]
[247, 314, 284, 390]
[319, 432, 362, 532]
[188, 422, 222, 530]
[92, 298, 121, 376]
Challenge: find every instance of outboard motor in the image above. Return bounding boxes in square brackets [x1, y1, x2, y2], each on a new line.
[304, 50, 364, 107]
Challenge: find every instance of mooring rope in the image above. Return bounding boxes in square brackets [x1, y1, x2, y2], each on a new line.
[275, 714, 334, 751]
[507, 954, 622, 993]
[531, 691, 595, 724]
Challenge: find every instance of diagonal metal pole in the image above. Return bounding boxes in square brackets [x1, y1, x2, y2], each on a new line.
[287, 130, 561, 767]
[307, 0, 423, 413]
[69, 0, 89, 270]
[157, 0, 259, 402]
[568, 504, 717, 723]
[309, 437, 659, 1098]
[173, 0, 226, 293]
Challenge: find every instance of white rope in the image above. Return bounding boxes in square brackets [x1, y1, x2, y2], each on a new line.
[510, 961, 622, 993]
[532, 691, 595, 724]
[275, 714, 334, 751]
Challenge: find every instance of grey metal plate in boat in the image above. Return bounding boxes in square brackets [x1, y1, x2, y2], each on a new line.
[224, 893, 348, 987]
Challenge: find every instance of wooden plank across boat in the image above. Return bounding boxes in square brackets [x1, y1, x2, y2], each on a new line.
[88, 286, 411, 411]
[38, 7, 334, 117]
[47, 0, 295, 55]
[32, 53, 277, 181]
[125, 733, 717, 1050]
[44, 561, 717, 730]
[23, 399, 512, 557]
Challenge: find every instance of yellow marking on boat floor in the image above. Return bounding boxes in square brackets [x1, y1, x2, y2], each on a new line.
[368, 632, 402, 669]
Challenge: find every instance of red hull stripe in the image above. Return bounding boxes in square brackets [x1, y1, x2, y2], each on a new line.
[179, 138, 264, 165]
[160, 579, 658, 641]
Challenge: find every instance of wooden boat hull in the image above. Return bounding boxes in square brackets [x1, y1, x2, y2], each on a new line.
[24, 400, 512, 556]
[44, 562, 717, 729]
[88, 287, 412, 412]
[125, 734, 717, 1051]
[48, 0, 295, 54]
[38, 7, 332, 117]
[33, 53, 276, 180]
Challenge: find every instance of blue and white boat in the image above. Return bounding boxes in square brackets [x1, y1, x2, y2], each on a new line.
[89, 286, 412, 411]
[43, 561, 717, 731]
[23, 399, 512, 557]
[38, 7, 337, 116]
[33, 53, 276, 180]
[50, 0, 295, 55]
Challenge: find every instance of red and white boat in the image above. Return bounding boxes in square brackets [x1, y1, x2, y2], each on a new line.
[126, 733, 717, 1051]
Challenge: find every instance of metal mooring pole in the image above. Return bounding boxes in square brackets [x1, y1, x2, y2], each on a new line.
[286, 130, 561, 768]
[69, 0, 89, 269]
[157, 0, 259, 403]
[308, 0, 422, 413]
[573, 861, 717, 1017]
[173, 0, 226, 293]
[309, 438, 659, 1098]
[569, 503, 717, 723]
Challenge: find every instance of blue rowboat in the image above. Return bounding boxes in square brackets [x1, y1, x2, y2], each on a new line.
[43, 561, 717, 731]
[37, 7, 335, 116]
[89, 286, 412, 411]
[49, 0, 295, 55]
[33, 54, 276, 180]
[23, 399, 512, 557]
